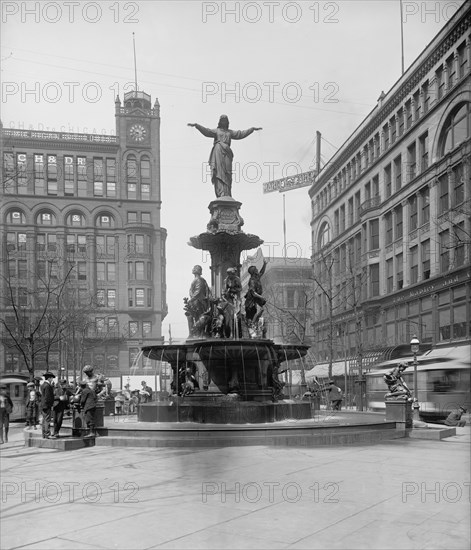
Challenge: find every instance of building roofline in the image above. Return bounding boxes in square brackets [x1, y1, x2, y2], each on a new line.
[309, 0, 470, 195]
[1, 128, 118, 145]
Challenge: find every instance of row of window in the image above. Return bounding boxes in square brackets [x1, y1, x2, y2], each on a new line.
[6, 232, 152, 259]
[7, 257, 154, 285]
[95, 318, 152, 336]
[6, 284, 154, 309]
[6, 208, 152, 227]
[317, 219, 468, 313]
[7, 209, 116, 227]
[314, 284, 470, 359]
[313, 66, 469, 219]
[3, 153, 153, 200]
[319, 158, 466, 251]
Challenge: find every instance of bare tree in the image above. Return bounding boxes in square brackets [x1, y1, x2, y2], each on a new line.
[436, 197, 471, 269]
[1, 246, 121, 379]
[311, 247, 342, 380]
[0, 252, 75, 379]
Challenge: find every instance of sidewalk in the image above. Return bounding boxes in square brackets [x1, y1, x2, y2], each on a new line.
[1, 423, 470, 550]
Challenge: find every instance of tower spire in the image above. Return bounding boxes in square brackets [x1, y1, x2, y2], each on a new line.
[133, 32, 138, 92]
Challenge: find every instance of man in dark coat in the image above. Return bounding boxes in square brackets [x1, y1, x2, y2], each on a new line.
[40, 372, 55, 439]
[79, 381, 98, 438]
[51, 379, 72, 438]
[0, 384, 14, 444]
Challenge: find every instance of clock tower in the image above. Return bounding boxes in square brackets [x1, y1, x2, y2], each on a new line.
[115, 89, 168, 354]
[115, 90, 160, 152]
[115, 89, 162, 208]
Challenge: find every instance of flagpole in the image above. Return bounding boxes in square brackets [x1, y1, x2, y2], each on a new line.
[400, 0, 405, 75]
[132, 32, 138, 91]
[283, 193, 287, 263]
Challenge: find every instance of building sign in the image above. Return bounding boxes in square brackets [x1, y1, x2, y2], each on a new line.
[263, 169, 317, 194]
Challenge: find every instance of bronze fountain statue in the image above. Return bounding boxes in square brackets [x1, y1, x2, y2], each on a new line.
[141, 116, 310, 421]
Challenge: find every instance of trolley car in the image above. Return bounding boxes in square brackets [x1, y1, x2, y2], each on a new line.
[0, 374, 29, 421]
[366, 346, 470, 422]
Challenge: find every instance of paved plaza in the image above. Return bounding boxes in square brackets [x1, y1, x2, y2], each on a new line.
[1, 422, 470, 550]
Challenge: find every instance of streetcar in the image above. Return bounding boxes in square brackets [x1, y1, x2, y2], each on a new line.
[365, 345, 470, 422]
[0, 374, 29, 421]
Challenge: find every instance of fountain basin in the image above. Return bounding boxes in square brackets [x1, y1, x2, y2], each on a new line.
[141, 339, 310, 423]
[142, 339, 309, 398]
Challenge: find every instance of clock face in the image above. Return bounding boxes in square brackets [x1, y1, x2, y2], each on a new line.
[129, 124, 147, 142]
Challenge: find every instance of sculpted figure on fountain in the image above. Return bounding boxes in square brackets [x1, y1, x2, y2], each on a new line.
[384, 363, 412, 401]
[244, 260, 268, 339]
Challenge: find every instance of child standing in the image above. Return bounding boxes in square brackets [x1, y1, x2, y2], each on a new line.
[25, 382, 40, 430]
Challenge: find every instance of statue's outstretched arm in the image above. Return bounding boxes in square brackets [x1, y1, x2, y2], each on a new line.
[188, 123, 217, 138]
[231, 127, 262, 140]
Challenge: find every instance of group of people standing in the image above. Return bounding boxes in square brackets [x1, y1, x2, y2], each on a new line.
[114, 381, 153, 415]
[21, 365, 108, 440]
[27, 372, 74, 439]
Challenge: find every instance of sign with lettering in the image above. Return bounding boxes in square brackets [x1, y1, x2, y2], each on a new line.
[263, 170, 317, 194]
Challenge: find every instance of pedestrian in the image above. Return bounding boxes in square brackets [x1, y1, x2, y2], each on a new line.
[40, 372, 56, 439]
[114, 391, 125, 415]
[0, 385, 14, 444]
[327, 380, 343, 411]
[25, 382, 40, 430]
[51, 379, 72, 438]
[444, 406, 467, 427]
[129, 391, 139, 413]
[79, 381, 98, 438]
[139, 381, 153, 403]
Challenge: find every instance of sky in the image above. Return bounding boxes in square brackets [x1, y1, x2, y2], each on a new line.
[1, 0, 462, 338]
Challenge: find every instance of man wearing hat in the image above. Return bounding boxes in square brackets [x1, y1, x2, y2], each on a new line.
[79, 380, 98, 438]
[51, 379, 73, 438]
[444, 405, 467, 427]
[40, 372, 55, 439]
[0, 384, 14, 444]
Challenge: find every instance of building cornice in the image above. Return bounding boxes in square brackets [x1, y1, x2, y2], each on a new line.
[1, 129, 119, 154]
[312, 7, 471, 192]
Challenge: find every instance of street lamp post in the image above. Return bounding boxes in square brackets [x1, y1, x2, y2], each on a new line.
[410, 335, 426, 428]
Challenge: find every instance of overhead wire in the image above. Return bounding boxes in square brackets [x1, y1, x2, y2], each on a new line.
[4, 48, 374, 117]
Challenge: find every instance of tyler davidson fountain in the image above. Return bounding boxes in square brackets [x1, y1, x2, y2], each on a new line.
[140, 116, 311, 424]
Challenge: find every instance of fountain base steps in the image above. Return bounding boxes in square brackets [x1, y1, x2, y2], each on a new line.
[24, 429, 100, 450]
[94, 422, 404, 448]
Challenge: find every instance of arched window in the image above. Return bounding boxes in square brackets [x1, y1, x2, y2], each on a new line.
[141, 157, 151, 180]
[96, 214, 115, 228]
[126, 155, 137, 181]
[440, 102, 470, 157]
[7, 210, 26, 224]
[36, 211, 56, 225]
[67, 212, 86, 227]
[318, 222, 331, 249]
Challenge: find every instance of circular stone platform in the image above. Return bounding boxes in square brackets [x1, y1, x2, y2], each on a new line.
[31, 411, 405, 449]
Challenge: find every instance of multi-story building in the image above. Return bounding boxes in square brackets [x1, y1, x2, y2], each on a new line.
[241, 253, 314, 345]
[309, 3, 470, 364]
[0, 90, 167, 377]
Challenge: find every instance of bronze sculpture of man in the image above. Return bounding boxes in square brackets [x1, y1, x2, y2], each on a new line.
[188, 115, 262, 198]
[245, 260, 268, 337]
[184, 265, 211, 338]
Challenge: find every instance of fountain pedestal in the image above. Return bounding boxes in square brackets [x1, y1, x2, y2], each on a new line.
[141, 193, 312, 424]
[188, 197, 263, 299]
